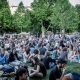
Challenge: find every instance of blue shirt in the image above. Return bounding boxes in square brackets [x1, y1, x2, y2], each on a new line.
[0, 53, 8, 65]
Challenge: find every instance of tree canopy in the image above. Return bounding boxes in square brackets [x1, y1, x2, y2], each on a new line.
[0, 0, 11, 34]
[76, 4, 80, 32]
[0, 0, 80, 34]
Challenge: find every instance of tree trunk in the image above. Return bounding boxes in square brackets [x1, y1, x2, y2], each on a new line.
[41, 21, 45, 38]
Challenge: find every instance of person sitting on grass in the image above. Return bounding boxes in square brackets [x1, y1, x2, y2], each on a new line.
[58, 47, 68, 60]
[0, 48, 8, 69]
[15, 67, 28, 80]
[29, 56, 46, 78]
[20, 64, 29, 80]
[31, 49, 41, 60]
[23, 47, 32, 63]
[8, 48, 21, 66]
[49, 58, 73, 80]
[42, 51, 56, 69]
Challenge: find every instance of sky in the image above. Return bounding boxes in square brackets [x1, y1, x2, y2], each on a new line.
[8, 0, 80, 6]
[69, 0, 80, 6]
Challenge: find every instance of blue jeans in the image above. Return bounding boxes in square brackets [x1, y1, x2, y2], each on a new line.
[49, 63, 55, 68]
[9, 60, 22, 66]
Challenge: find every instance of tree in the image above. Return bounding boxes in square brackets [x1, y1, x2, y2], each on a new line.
[23, 10, 32, 32]
[0, 0, 11, 34]
[30, 0, 78, 34]
[0, 0, 78, 34]
[49, 0, 78, 33]
[76, 4, 80, 32]
[31, 0, 56, 36]
[13, 1, 25, 33]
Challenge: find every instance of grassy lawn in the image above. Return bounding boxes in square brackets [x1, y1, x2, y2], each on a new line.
[66, 62, 80, 74]
[0, 62, 80, 80]
[30, 62, 80, 80]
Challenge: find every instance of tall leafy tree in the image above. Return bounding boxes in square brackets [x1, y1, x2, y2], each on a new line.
[0, 0, 11, 33]
[76, 4, 80, 32]
[13, 1, 25, 33]
[49, 0, 78, 32]
[0, 0, 78, 34]
[31, 0, 56, 36]
[23, 10, 32, 32]
[31, 0, 78, 33]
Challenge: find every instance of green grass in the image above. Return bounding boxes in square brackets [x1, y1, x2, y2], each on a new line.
[66, 62, 80, 74]
[30, 62, 80, 80]
[0, 61, 79, 80]
[19, 58, 80, 80]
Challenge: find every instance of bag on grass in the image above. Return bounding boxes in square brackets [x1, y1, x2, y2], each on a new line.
[72, 72, 80, 80]
[2, 65, 14, 73]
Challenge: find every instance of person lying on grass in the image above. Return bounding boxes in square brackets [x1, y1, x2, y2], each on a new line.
[29, 56, 46, 78]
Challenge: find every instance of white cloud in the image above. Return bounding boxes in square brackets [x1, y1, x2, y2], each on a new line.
[8, 0, 80, 7]
[23, 0, 33, 6]
[69, 0, 80, 6]
[8, 0, 34, 6]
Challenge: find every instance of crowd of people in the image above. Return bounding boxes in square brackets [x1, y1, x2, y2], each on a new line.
[0, 33, 80, 80]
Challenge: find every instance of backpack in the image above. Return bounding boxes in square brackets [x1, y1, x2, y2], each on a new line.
[72, 72, 80, 80]
[2, 65, 15, 73]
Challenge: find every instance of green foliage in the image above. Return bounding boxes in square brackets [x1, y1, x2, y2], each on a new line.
[76, 4, 80, 32]
[30, 0, 56, 33]
[0, 0, 79, 34]
[17, 1, 25, 13]
[13, 1, 25, 33]
[48, 0, 78, 32]
[30, 0, 78, 33]
[23, 10, 32, 32]
[0, 0, 11, 34]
